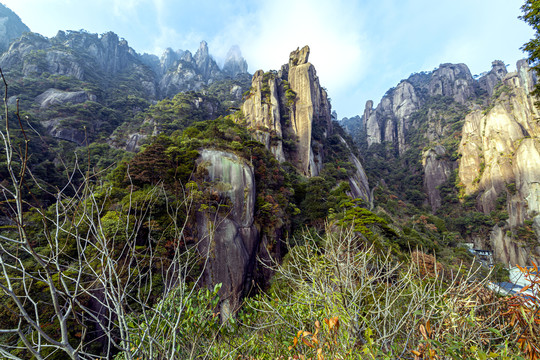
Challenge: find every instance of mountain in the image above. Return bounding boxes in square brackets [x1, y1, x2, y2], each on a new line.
[223, 45, 248, 77]
[459, 60, 539, 265]
[0, 3, 29, 53]
[240, 45, 370, 200]
[2, 4, 539, 358]
[343, 59, 540, 266]
[0, 26, 250, 146]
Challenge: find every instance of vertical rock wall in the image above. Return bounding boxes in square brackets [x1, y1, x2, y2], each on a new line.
[241, 46, 333, 177]
[458, 61, 540, 265]
[196, 150, 258, 321]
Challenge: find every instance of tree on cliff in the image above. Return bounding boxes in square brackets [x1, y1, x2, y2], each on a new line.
[0, 70, 214, 359]
[521, 0, 540, 97]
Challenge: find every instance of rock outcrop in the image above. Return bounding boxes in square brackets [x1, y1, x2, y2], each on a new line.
[422, 145, 454, 211]
[458, 60, 540, 265]
[358, 61, 517, 213]
[287, 46, 333, 176]
[0, 17, 251, 144]
[0, 30, 156, 97]
[242, 46, 331, 176]
[35, 88, 97, 109]
[365, 80, 420, 153]
[364, 63, 477, 155]
[241, 70, 286, 162]
[239, 46, 370, 201]
[428, 63, 475, 104]
[195, 150, 258, 321]
[159, 41, 224, 97]
[479, 60, 508, 97]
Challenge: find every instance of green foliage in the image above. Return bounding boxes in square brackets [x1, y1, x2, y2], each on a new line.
[520, 0, 540, 100]
[115, 283, 222, 360]
[202, 226, 519, 359]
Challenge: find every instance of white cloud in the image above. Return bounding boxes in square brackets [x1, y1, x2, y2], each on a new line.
[209, 0, 370, 112]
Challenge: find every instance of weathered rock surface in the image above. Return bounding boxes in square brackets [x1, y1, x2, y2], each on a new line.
[41, 118, 87, 145]
[158, 41, 227, 97]
[422, 145, 454, 211]
[241, 70, 286, 162]
[479, 60, 508, 97]
[288, 46, 333, 176]
[0, 30, 156, 97]
[241, 46, 333, 176]
[338, 136, 371, 203]
[365, 80, 419, 153]
[240, 46, 370, 200]
[428, 63, 475, 104]
[0, 3, 29, 54]
[458, 60, 540, 265]
[364, 62, 479, 154]
[195, 150, 258, 321]
[35, 88, 97, 109]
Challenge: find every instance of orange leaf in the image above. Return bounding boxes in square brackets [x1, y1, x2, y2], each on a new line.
[420, 324, 427, 339]
[302, 337, 314, 348]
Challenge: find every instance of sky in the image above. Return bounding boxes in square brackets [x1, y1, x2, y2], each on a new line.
[0, 0, 534, 118]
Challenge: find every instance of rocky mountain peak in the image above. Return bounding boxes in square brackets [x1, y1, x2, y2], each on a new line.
[428, 63, 475, 103]
[159, 47, 183, 74]
[223, 45, 248, 77]
[195, 40, 209, 61]
[239, 46, 369, 201]
[517, 59, 537, 94]
[181, 50, 193, 62]
[192, 40, 220, 79]
[479, 60, 508, 97]
[0, 3, 30, 54]
[289, 45, 310, 67]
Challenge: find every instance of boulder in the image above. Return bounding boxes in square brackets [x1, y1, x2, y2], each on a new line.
[35, 88, 96, 109]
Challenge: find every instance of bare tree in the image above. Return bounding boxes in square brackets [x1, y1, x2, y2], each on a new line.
[0, 69, 212, 359]
[242, 224, 511, 359]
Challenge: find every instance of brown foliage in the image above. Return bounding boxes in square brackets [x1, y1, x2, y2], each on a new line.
[411, 251, 443, 278]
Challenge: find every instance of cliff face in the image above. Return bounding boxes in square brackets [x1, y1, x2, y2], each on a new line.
[241, 46, 331, 176]
[240, 46, 370, 201]
[365, 80, 420, 153]
[195, 150, 258, 321]
[428, 63, 476, 104]
[479, 60, 508, 97]
[458, 61, 540, 265]
[364, 63, 479, 155]
[0, 30, 156, 96]
[222, 45, 248, 78]
[422, 145, 455, 211]
[0, 24, 250, 146]
[159, 41, 225, 97]
[358, 61, 514, 212]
